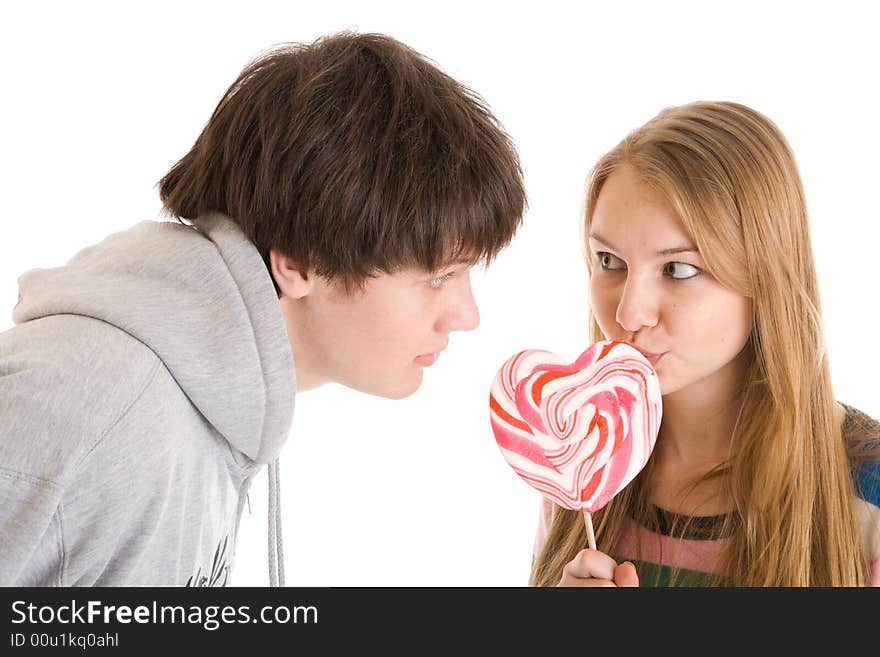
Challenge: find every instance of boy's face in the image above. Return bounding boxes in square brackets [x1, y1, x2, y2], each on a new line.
[278, 261, 480, 399]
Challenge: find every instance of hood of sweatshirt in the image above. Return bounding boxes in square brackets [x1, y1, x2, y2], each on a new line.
[11, 212, 296, 466]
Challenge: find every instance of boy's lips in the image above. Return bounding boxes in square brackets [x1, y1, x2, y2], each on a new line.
[414, 352, 441, 366]
[415, 343, 448, 367]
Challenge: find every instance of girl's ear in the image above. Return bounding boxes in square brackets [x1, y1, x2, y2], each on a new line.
[269, 249, 313, 299]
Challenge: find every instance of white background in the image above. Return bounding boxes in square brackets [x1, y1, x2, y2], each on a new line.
[1, 1, 878, 586]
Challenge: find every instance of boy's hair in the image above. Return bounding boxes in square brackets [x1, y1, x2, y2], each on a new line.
[158, 31, 526, 292]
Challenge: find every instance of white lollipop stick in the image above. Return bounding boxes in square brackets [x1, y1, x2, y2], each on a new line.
[583, 511, 597, 551]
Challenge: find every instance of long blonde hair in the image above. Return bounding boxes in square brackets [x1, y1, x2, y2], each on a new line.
[531, 101, 871, 586]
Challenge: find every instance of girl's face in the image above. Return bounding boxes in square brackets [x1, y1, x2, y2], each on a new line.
[587, 166, 753, 397]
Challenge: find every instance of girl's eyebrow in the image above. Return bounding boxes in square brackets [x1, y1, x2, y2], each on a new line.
[588, 232, 698, 256]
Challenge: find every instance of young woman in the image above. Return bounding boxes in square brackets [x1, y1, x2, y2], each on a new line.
[530, 101, 880, 587]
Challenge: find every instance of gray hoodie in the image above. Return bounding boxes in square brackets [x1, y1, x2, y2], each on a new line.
[0, 214, 296, 586]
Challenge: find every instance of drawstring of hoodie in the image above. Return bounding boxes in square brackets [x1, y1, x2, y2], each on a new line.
[267, 458, 285, 587]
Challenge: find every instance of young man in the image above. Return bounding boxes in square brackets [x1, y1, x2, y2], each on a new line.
[0, 32, 526, 586]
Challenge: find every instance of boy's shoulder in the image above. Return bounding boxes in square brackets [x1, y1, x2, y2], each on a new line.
[0, 313, 163, 480]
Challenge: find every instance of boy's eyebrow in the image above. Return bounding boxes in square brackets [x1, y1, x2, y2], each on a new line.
[588, 231, 698, 256]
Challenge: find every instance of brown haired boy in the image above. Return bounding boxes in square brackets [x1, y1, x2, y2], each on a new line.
[0, 32, 525, 586]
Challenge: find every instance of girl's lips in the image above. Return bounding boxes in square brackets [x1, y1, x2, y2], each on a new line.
[630, 344, 666, 367]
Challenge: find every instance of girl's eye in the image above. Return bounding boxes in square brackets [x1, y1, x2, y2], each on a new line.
[663, 261, 701, 280]
[598, 252, 625, 270]
[429, 272, 455, 288]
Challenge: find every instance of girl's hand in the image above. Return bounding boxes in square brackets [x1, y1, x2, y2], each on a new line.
[557, 549, 639, 587]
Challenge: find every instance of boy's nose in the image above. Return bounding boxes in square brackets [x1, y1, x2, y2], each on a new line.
[438, 273, 480, 333]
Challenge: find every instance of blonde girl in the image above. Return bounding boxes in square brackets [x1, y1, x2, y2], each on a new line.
[530, 101, 880, 587]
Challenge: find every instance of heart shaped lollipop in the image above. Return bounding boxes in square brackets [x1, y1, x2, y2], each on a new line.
[490, 340, 662, 522]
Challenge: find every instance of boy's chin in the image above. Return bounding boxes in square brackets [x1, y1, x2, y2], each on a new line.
[351, 370, 424, 400]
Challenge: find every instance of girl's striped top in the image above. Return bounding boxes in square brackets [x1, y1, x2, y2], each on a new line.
[533, 403, 880, 586]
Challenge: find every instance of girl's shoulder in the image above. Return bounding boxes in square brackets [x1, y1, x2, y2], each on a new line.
[841, 402, 880, 440]
[841, 403, 880, 506]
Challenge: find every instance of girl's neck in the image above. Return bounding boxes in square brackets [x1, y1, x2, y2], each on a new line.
[647, 349, 750, 516]
[656, 348, 750, 468]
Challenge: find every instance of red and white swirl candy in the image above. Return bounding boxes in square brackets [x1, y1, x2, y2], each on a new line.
[490, 340, 662, 513]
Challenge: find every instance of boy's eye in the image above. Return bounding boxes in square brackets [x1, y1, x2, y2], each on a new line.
[429, 271, 456, 288]
[663, 261, 701, 280]
[597, 252, 625, 270]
